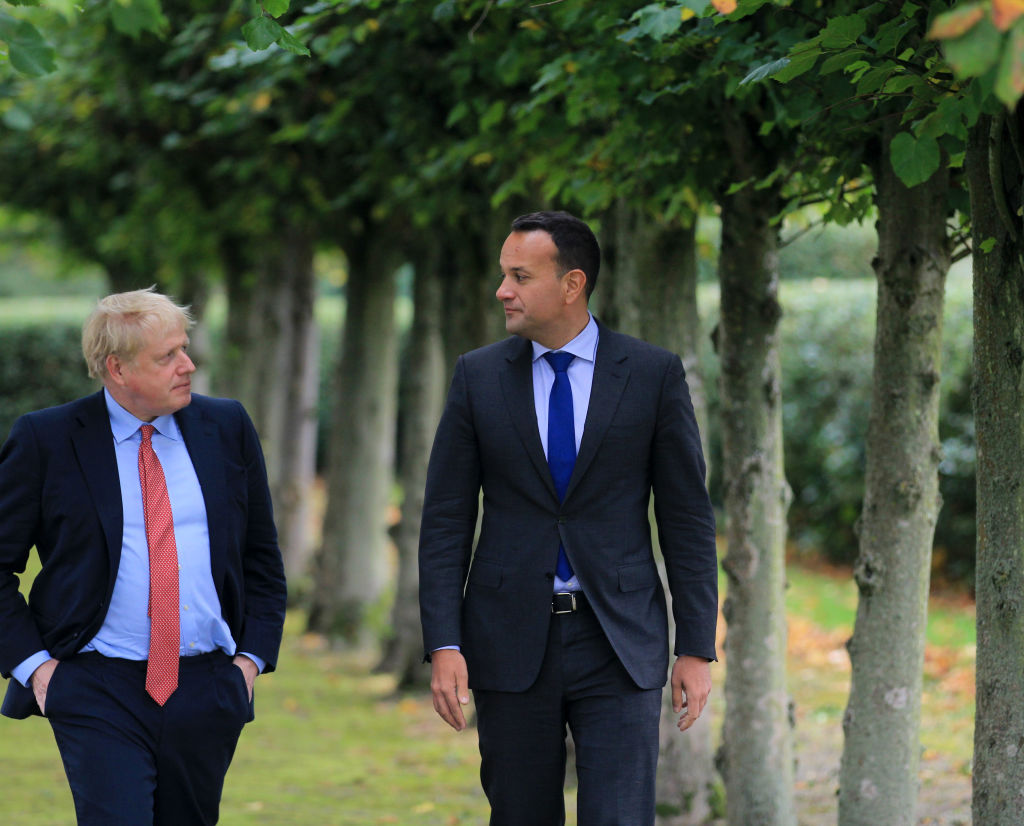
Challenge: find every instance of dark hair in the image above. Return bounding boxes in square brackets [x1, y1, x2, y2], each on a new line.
[511, 211, 600, 298]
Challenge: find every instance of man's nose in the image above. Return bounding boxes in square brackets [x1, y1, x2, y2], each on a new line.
[180, 353, 196, 373]
[496, 278, 513, 301]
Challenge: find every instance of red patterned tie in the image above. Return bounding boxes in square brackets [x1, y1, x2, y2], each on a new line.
[138, 424, 180, 705]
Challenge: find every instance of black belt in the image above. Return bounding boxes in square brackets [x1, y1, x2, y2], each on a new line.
[552, 591, 588, 614]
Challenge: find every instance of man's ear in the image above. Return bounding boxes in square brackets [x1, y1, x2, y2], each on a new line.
[562, 268, 587, 304]
[106, 354, 126, 385]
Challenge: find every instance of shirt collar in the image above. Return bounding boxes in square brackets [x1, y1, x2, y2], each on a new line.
[532, 313, 599, 364]
[104, 388, 181, 445]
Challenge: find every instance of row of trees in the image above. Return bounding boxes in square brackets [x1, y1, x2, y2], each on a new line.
[1, 1, 1021, 824]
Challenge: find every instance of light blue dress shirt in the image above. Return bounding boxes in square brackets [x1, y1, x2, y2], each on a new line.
[531, 313, 599, 593]
[12, 390, 263, 687]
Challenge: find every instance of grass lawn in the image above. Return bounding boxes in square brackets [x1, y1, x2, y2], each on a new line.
[0, 559, 974, 825]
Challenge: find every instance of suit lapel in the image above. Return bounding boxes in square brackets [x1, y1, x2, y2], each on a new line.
[498, 338, 557, 500]
[71, 392, 124, 569]
[566, 326, 629, 502]
[175, 402, 228, 585]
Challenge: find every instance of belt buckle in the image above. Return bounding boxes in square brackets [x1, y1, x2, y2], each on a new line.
[553, 591, 576, 614]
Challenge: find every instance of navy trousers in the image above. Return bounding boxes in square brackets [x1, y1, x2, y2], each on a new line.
[45, 651, 252, 826]
[473, 603, 662, 826]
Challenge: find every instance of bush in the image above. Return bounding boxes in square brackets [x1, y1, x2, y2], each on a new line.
[701, 274, 975, 585]
[0, 322, 98, 443]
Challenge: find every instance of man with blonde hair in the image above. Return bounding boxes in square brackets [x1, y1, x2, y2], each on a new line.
[0, 287, 287, 825]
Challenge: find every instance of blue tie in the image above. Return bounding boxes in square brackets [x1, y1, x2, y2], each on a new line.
[544, 351, 576, 582]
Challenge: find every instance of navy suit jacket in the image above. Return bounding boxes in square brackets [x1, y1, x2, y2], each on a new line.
[418, 323, 718, 693]
[0, 391, 287, 719]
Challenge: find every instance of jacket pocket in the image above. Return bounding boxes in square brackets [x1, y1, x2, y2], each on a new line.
[618, 562, 657, 592]
[467, 559, 503, 589]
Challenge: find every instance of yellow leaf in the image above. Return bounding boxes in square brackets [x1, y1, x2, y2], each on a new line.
[412, 802, 435, 814]
[681, 7, 695, 20]
[927, 2, 986, 39]
[565, 60, 578, 74]
[712, 0, 737, 13]
[471, 152, 494, 166]
[365, 18, 380, 32]
[252, 91, 272, 112]
[993, 0, 1024, 30]
[520, 19, 543, 31]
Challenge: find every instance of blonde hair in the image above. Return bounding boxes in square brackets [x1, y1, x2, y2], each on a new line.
[82, 287, 193, 380]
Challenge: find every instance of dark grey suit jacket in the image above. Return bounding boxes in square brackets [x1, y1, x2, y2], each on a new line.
[0, 391, 287, 719]
[419, 322, 718, 692]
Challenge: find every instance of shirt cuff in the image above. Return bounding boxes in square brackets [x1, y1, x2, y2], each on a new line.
[238, 652, 266, 674]
[12, 650, 53, 688]
[433, 645, 460, 653]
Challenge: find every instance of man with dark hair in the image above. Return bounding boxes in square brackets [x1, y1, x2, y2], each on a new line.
[0, 288, 287, 825]
[419, 211, 718, 825]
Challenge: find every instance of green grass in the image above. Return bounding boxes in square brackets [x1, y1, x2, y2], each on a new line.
[1, 557, 974, 824]
[783, 563, 976, 649]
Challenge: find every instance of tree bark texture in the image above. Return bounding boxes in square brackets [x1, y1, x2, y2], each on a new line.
[837, 127, 949, 826]
[308, 228, 400, 641]
[377, 253, 445, 686]
[601, 203, 716, 823]
[716, 159, 795, 825]
[219, 231, 320, 585]
[967, 109, 1024, 826]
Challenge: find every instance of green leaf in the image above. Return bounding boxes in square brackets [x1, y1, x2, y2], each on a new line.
[942, 16, 1002, 79]
[917, 96, 969, 141]
[242, 16, 284, 51]
[740, 57, 789, 85]
[0, 14, 56, 76]
[623, 4, 684, 41]
[772, 49, 819, 83]
[979, 237, 997, 254]
[820, 14, 867, 49]
[994, 19, 1024, 106]
[856, 66, 890, 96]
[479, 100, 505, 131]
[278, 28, 310, 56]
[890, 131, 940, 187]
[2, 104, 33, 129]
[820, 50, 863, 75]
[881, 74, 920, 95]
[263, 0, 289, 17]
[110, 0, 169, 38]
[445, 101, 469, 128]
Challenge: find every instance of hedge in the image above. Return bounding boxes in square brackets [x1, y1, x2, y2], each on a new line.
[700, 274, 975, 585]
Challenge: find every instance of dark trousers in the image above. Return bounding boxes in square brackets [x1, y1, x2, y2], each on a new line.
[45, 651, 252, 826]
[474, 604, 662, 826]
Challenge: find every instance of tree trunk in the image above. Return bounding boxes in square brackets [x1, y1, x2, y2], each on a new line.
[220, 231, 320, 586]
[176, 269, 212, 396]
[308, 228, 400, 642]
[837, 127, 949, 826]
[442, 212, 508, 371]
[602, 202, 716, 823]
[715, 124, 794, 824]
[376, 251, 445, 686]
[266, 233, 319, 586]
[967, 109, 1024, 826]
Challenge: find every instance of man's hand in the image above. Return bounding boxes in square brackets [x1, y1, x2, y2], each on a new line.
[430, 649, 470, 731]
[232, 654, 259, 702]
[671, 655, 711, 733]
[29, 658, 60, 716]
